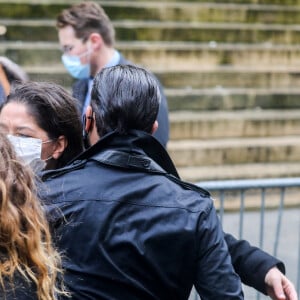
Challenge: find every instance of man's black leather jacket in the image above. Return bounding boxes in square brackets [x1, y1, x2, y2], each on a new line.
[40, 130, 244, 299]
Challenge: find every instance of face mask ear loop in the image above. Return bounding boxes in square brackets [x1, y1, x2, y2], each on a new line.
[42, 139, 54, 144]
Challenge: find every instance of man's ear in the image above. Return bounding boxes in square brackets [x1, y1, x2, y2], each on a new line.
[52, 135, 68, 159]
[84, 105, 93, 134]
[151, 120, 158, 135]
[89, 111, 100, 146]
[89, 32, 102, 50]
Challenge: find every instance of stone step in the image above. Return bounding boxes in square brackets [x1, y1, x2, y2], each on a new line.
[3, 41, 300, 70]
[166, 87, 300, 111]
[1, 2, 300, 24]
[1, 0, 300, 6]
[177, 162, 300, 182]
[22, 66, 74, 88]
[110, 0, 300, 4]
[22, 65, 300, 89]
[155, 67, 300, 89]
[2, 19, 300, 44]
[169, 109, 300, 140]
[167, 135, 300, 167]
[16, 64, 300, 110]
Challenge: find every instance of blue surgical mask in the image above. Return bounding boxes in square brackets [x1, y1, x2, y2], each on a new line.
[62, 49, 91, 79]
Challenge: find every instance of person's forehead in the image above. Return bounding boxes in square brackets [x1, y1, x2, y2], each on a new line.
[0, 102, 33, 126]
[0, 102, 50, 138]
[0, 101, 28, 116]
[58, 25, 79, 45]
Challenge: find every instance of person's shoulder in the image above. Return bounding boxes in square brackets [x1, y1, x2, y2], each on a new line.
[72, 78, 89, 99]
[0, 83, 5, 104]
[72, 78, 87, 88]
[145, 173, 214, 215]
[40, 158, 89, 182]
[0, 272, 38, 300]
[117, 53, 130, 65]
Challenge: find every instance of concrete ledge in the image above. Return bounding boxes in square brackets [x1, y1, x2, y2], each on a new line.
[3, 19, 300, 43]
[1, 1, 300, 24]
[176, 162, 300, 182]
[4, 41, 300, 69]
[170, 109, 300, 139]
[168, 135, 300, 166]
[166, 87, 300, 111]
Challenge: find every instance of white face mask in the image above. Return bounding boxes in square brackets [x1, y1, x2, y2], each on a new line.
[7, 135, 48, 172]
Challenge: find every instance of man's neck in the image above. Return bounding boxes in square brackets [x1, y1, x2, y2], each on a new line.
[91, 47, 116, 76]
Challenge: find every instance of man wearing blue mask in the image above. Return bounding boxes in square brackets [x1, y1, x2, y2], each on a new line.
[56, 1, 169, 148]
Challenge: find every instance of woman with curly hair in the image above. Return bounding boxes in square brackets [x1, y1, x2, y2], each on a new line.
[0, 130, 67, 300]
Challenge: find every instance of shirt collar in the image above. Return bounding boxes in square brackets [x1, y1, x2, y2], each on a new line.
[104, 50, 120, 68]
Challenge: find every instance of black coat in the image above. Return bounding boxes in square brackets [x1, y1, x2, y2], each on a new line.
[0, 83, 5, 104]
[72, 54, 169, 148]
[0, 272, 38, 300]
[40, 131, 243, 300]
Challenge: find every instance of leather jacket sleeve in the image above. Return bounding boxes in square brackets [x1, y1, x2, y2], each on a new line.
[195, 205, 244, 299]
[225, 233, 285, 294]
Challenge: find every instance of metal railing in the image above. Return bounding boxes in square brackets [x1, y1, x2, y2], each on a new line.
[192, 177, 300, 300]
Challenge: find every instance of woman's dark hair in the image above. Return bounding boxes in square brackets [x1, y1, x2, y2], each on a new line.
[1, 81, 84, 168]
[91, 65, 161, 137]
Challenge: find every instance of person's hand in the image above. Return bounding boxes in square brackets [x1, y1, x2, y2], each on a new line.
[265, 267, 298, 300]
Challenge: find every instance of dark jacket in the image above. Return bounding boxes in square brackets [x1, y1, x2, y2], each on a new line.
[0, 83, 5, 104]
[72, 54, 169, 148]
[40, 131, 243, 300]
[225, 234, 284, 295]
[0, 272, 37, 300]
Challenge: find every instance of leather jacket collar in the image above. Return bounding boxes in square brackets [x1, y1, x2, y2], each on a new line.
[41, 130, 178, 179]
[41, 130, 210, 199]
[75, 130, 179, 177]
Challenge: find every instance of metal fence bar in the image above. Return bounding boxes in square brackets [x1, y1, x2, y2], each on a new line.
[239, 190, 245, 240]
[218, 190, 225, 224]
[198, 177, 300, 191]
[298, 220, 300, 297]
[273, 188, 285, 257]
[259, 188, 266, 249]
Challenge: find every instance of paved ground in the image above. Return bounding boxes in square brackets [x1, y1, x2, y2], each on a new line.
[189, 207, 300, 300]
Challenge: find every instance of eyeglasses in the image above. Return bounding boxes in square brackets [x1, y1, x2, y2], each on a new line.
[61, 37, 90, 55]
[62, 45, 75, 54]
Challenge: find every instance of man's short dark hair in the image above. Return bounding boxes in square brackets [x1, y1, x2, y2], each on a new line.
[91, 65, 161, 137]
[56, 1, 115, 46]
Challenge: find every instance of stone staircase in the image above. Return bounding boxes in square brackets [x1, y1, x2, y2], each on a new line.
[1, 0, 300, 182]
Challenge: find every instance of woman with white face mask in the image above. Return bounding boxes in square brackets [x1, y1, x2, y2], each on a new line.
[0, 81, 84, 171]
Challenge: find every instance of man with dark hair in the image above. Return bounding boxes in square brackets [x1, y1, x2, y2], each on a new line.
[56, 1, 169, 147]
[41, 64, 243, 300]
[41, 65, 297, 300]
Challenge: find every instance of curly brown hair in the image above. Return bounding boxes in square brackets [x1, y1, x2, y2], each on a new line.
[0, 130, 67, 299]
